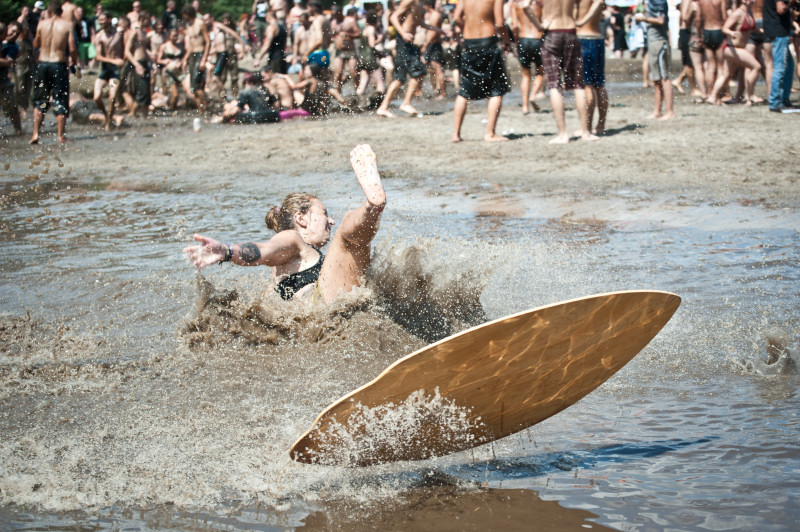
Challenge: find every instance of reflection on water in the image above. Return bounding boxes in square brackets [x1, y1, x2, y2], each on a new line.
[0, 168, 798, 530]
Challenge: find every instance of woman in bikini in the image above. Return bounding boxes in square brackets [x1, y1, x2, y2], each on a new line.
[707, 0, 762, 106]
[183, 145, 386, 304]
[156, 29, 185, 109]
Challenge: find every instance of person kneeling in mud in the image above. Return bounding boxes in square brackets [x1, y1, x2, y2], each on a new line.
[183, 144, 386, 304]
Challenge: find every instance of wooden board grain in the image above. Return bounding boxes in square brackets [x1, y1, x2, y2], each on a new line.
[290, 290, 681, 466]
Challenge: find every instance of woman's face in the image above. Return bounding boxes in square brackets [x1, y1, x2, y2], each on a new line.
[299, 199, 334, 246]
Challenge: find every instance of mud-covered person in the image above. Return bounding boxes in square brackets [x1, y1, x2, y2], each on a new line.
[451, 0, 511, 142]
[331, 6, 360, 94]
[92, 11, 127, 129]
[124, 12, 153, 118]
[184, 144, 387, 305]
[181, 3, 210, 114]
[376, 0, 443, 117]
[576, 0, 608, 134]
[30, 0, 81, 144]
[0, 22, 23, 135]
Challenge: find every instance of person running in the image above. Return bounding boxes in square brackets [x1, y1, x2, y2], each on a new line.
[511, 0, 545, 114]
[184, 144, 387, 305]
[181, 4, 210, 114]
[155, 28, 184, 109]
[92, 11, 127, 129]
[356, 11, 386, 95]
[331, 6, 360, 94]
[30, 0, 81, 144]
[576, 0, 608, 134]
[376, 0, 441, 117]
[707, 0, 762, 106]
[124, 12, 152, 118]
[451, 0, 511, 142]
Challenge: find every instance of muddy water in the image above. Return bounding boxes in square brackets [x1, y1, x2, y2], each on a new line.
[0, 168, 798, 531]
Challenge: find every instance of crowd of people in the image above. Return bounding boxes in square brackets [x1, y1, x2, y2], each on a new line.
[1, 0, 797, 145]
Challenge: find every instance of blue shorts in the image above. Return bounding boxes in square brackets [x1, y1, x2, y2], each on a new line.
[579, 37, 605, 87]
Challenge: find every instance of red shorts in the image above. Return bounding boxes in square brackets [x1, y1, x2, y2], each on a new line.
[541, 30, 584, 91]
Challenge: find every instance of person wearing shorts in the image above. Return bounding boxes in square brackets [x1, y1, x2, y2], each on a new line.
[451, 0, 510, 142]
[635, 0, 675, 119]
[577, 0, 608, 135]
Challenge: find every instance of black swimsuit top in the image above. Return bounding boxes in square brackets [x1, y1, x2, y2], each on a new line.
[274, 247, 324, 300]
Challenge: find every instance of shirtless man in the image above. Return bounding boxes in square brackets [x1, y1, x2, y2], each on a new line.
[698, 0, 727, 96]
[181, 4, 210, 113]
[304, 2, 332, 69]
[522, 0, 598, 143]
[291, 12, 311, 73]
[451, 0, 510, 142]
[511, 0, 545, 114]
[377, 0, 440, 117]
[125, 12, 152, 118]
[576, 0, 608, 134]
[30, 1, 80, 144]
[331, 6, 360, 94]
[270, 0, 289, 25]
[126, 1, 142, 26]
[421, 0, 446, 99]
[60, 0, 77, 23]
[92, 11, 129, 129]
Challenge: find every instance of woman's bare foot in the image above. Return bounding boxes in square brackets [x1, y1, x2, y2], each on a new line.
[376, 108, 394, 118]
[398, 103, 420, 115]
[549, 134, 570, 144]
[659, 111, 676, 120]
[579, 132, 599, 141]
[29, 135, 39, 145]
[349, 144, 386, 207]
[451, 135, 462, 143]
[751, 95, 765, 103]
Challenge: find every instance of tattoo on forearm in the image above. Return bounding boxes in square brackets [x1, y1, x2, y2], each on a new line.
[239, 243, 261, 263]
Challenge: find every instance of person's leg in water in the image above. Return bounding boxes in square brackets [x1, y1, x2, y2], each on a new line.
[316, 144, 387, 302]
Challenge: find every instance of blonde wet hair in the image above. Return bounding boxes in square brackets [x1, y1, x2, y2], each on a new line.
[265, 193, 317, 232]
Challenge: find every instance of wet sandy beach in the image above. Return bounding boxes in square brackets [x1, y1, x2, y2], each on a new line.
[0, 57, 798, 530]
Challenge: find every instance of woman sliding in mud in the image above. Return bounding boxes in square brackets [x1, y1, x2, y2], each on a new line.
[183, 144, 386, 304]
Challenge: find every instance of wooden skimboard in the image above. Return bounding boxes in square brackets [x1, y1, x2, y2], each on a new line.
[290, 290, 680, 466]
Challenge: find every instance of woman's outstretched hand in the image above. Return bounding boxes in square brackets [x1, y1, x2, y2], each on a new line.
[183, 234, 226, 270]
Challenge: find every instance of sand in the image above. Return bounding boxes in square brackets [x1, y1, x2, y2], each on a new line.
[1, 57, 797, 213]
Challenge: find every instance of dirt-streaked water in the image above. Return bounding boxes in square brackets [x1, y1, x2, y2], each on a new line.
[0, 167, 798, 531]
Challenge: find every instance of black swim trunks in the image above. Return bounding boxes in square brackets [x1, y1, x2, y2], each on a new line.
[98, 62, 120, 81]
[703, 29, 725, 51]
[424, 42, 444, 65]
[33, 61, 69, 116]
[458, 36, 510, 100]
[275, 247, 324, 300]
[678, 28, 692, 67]
[187, 51, 206, 92]
[131, 60, 151, 106]
[517, 37, 542, 69]
[394, 37, 427, 83]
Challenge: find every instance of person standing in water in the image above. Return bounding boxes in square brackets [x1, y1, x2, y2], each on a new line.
[30, 0, 80, 144]
[451, 0, 511, 142]
[184, 145, 386, 304]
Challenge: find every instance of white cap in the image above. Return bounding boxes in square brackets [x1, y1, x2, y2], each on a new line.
[34, 1, 46, 9]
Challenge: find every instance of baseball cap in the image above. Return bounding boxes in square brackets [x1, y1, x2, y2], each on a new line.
[34, 1, 46, 9]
